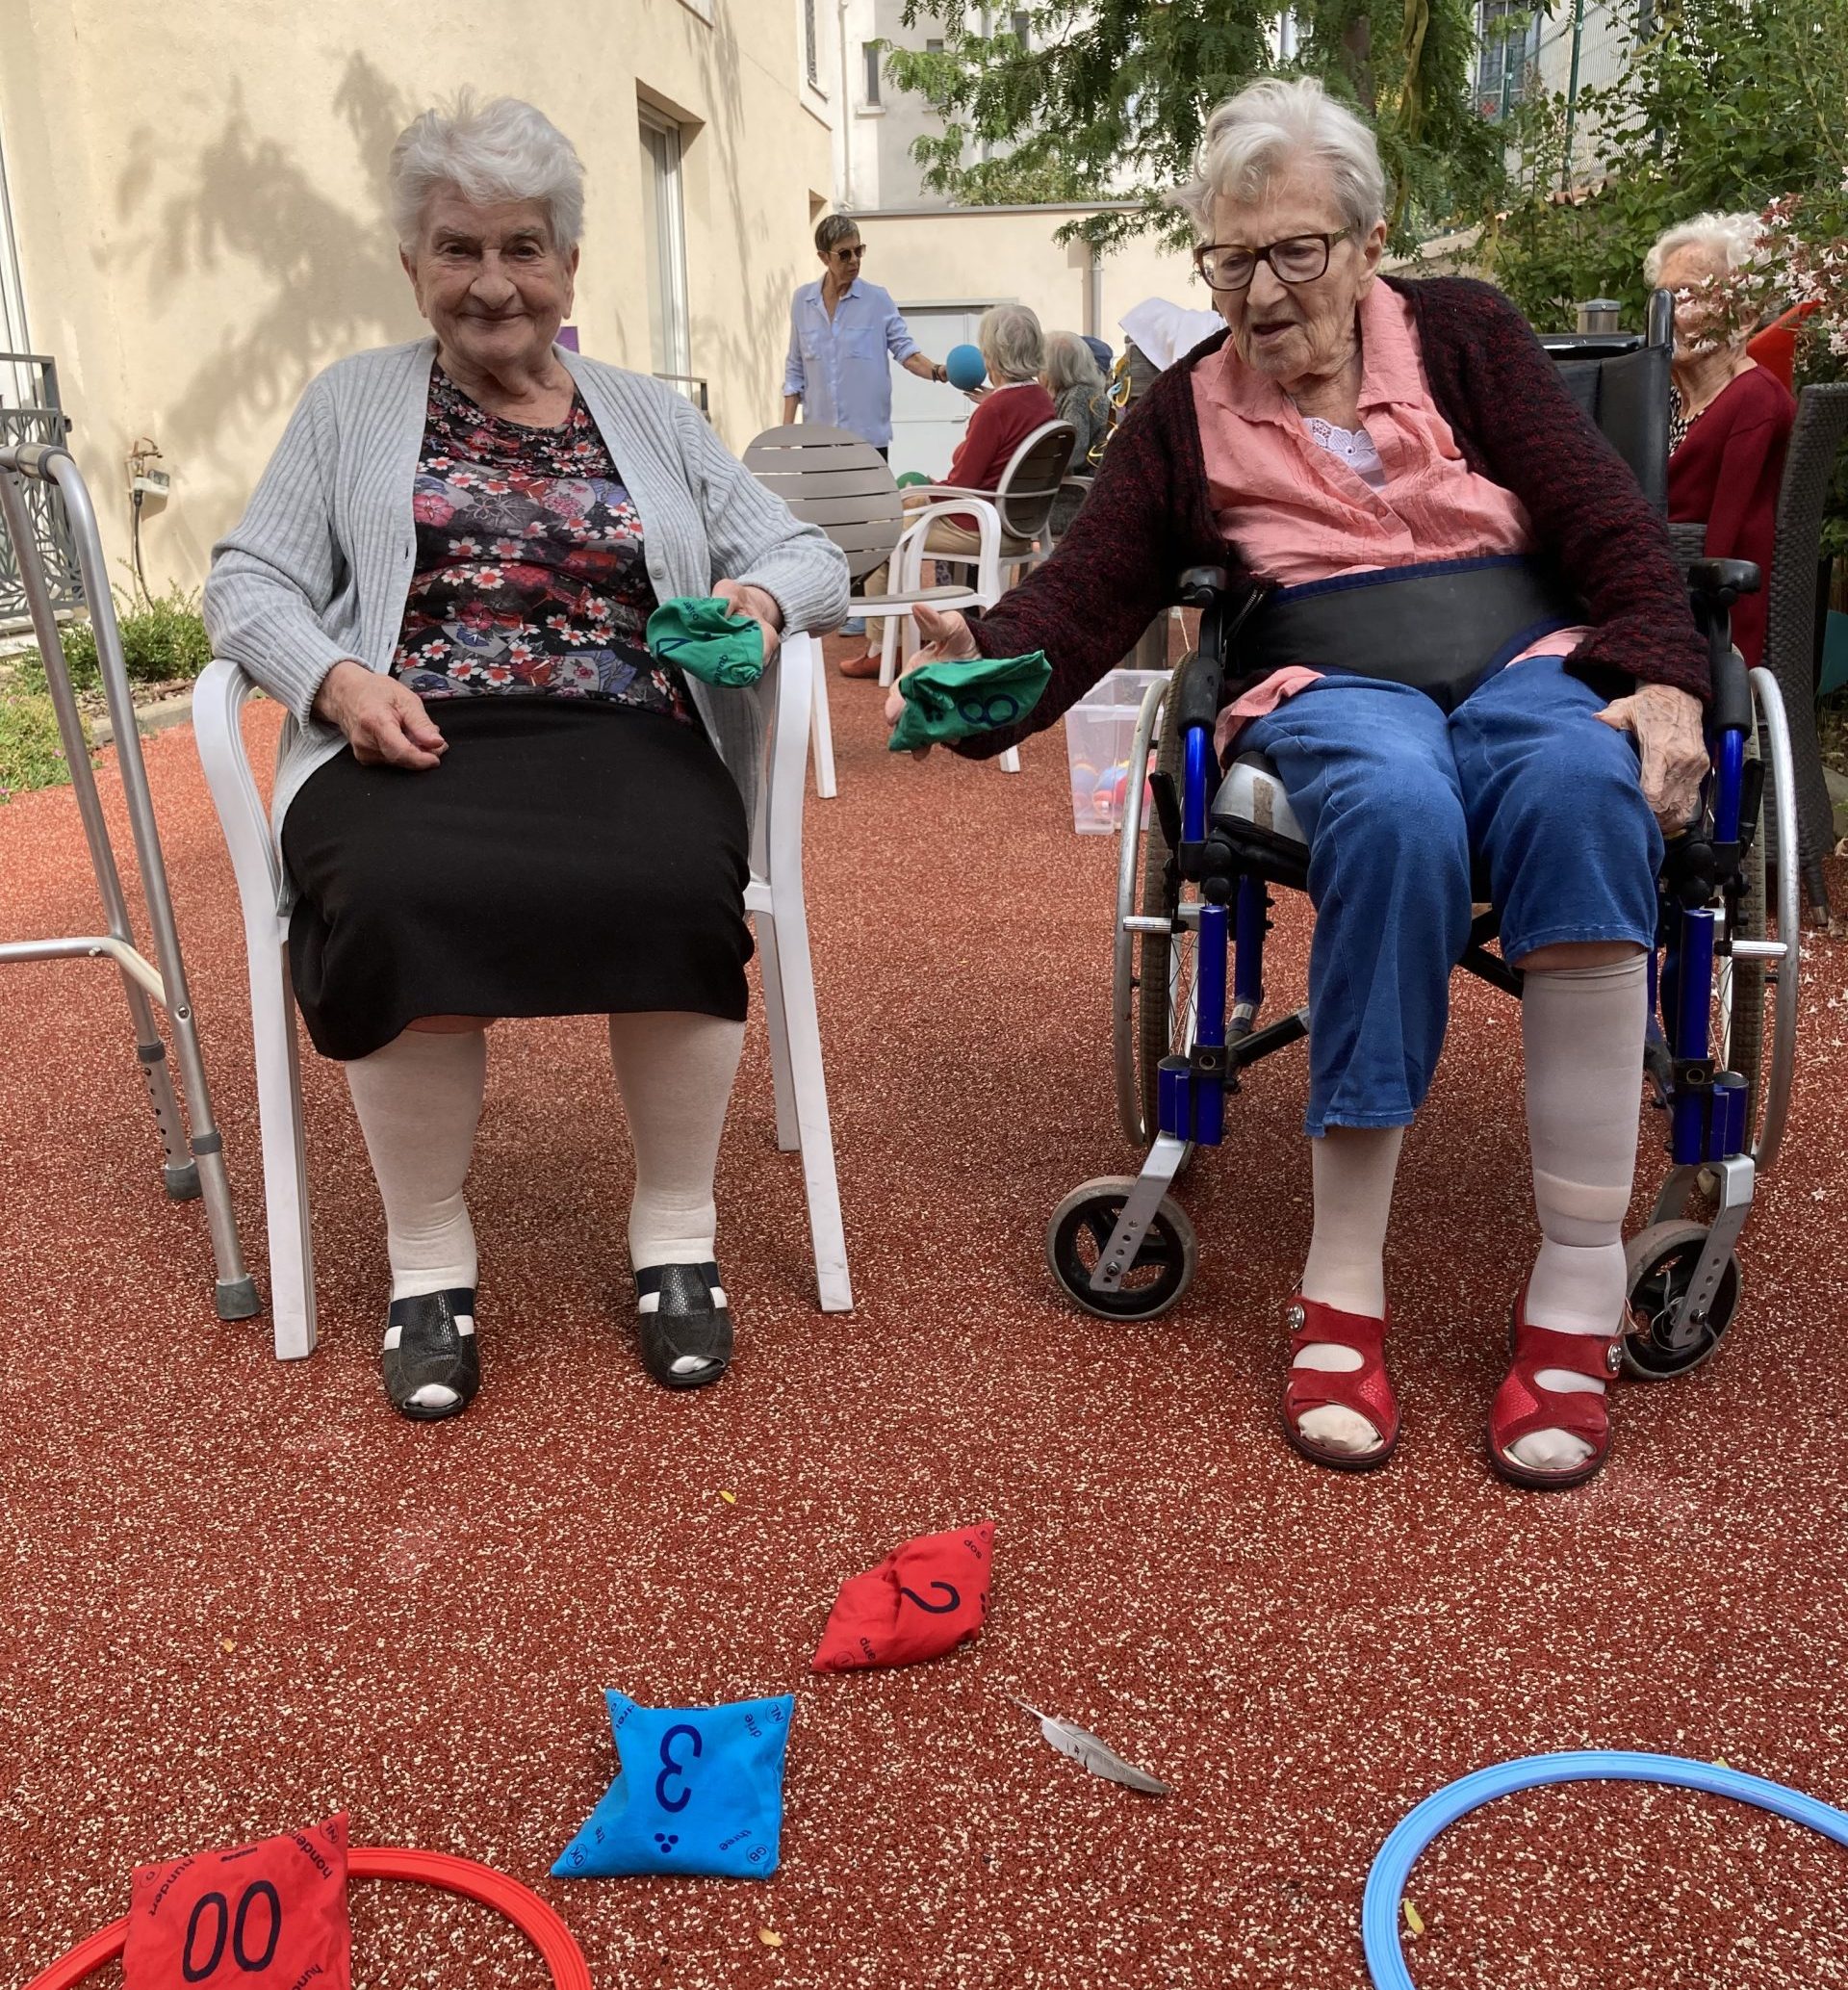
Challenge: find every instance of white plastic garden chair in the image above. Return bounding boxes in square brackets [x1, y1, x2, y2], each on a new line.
[192, 632, 853, 1360]
[877, 417, 1078, 685]
[744, 424, 1000, 786]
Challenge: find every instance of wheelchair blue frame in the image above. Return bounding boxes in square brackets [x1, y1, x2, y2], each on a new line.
[1158, 613, 1751, 1173]
[1054, 571, 1801, 1372]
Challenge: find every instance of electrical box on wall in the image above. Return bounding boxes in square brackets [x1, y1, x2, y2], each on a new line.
[132, 468, 169, 498]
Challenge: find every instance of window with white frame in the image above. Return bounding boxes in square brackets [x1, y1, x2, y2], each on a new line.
[863, 40, 882, 104]
[804, 0, 820, 87]
[637, 106, 691, 385]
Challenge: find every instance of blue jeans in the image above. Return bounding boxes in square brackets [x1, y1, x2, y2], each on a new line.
[1244, 659, 1664, 1135]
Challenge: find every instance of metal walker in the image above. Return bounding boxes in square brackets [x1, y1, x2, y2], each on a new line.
[0, 441, 256, 1319]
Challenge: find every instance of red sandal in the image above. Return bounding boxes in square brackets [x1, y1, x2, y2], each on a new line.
[1281, 1295, 1399, 1472]
[1488, 1289, 1625, 1491]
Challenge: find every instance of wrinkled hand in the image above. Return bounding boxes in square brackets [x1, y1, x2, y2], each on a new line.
[1595, 682, 1707, 831]
[313, 660, 447, 769]
[713, 578, 783, 663]
[883, 603, 981, 761]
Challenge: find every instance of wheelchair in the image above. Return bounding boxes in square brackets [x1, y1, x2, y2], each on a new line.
[1044, 297, 1804, 1383]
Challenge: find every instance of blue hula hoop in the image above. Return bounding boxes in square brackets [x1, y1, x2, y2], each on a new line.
[1364, 1749, 1848, 1989]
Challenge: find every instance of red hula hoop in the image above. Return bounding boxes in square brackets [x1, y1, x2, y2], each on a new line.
[22, 1847, 594, 1990]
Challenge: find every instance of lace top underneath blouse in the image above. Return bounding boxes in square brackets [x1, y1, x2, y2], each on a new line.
[1302, 414, 1389, 491]
[392, 369, 692, 721]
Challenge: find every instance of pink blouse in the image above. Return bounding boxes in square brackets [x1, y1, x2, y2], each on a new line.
[1193, 280, 1590, 752]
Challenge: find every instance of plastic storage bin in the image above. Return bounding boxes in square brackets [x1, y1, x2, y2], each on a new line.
[1064, 667, 1168, 835]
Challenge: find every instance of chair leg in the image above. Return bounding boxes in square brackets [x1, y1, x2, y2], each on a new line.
[998, 746, 1022, 773]
[247, 924, 317, 1359]
[878, 610, 905, 688]
[754, 909, 800, 1153]
[761, 899, 853, 1311]
[809, 650, 838, 800]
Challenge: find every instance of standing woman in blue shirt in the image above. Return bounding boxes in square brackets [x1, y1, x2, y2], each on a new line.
[783, 215, 951, 652]
[783, 215, 950, 451]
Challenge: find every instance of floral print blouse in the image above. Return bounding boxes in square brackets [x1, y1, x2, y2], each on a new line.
[391, 369, 692, 720]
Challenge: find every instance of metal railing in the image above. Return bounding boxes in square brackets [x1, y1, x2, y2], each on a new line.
[654, 372, 710, 418]
[0, 352, 78, 624]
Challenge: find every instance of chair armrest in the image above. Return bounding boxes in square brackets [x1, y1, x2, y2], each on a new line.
[910, 483, 990, 502]
[192, 658, 285, 917]
[1686, 557, 1760, 604]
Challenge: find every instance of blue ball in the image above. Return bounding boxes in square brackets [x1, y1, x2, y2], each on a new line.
[945, 344, 988, 390]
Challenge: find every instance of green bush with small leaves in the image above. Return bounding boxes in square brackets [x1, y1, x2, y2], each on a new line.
[10, 583, 212, 694]
[0, 692, 90, 798]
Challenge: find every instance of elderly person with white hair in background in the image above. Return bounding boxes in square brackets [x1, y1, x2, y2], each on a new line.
[1648, 211, 1796, 671]
[204, 93, 848, 1421]
[840, 302, 1056, 676]
[1041, 329, 1110, 536]
[894, 77, 1715, 1490]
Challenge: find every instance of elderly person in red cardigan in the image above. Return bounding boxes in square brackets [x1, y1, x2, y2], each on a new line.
[894, 76, 1712, 1491]
[1648, 211, 1797, 670]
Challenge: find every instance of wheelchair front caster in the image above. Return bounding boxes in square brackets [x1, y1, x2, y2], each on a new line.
[1620, 1221, 1742, 1380]
[1045, 1176, 1197, 1321]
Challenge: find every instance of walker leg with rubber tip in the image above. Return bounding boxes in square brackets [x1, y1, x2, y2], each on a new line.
[0, 446, 257, 1321]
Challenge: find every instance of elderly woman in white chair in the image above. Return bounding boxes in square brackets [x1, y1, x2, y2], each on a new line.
[895, 77, 1712, 1490]
[205, 94, 847, 1421]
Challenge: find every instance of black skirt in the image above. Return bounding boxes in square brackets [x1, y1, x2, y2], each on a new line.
[281, 698, 752, 1061]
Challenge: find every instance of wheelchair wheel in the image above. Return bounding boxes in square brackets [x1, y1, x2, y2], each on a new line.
[1045, 1176, 1197, 1321]
[1119, 652, 1203, 1147]
[1621, 1221, 1742, 1381]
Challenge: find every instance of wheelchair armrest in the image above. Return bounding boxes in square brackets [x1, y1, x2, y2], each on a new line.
[1685, 557, 1760, 605]
[1177, 565, 1228, 607]
[1710, 639, 1755, 738]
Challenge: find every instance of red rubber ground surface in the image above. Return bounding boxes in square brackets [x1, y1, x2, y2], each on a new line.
[2, 640, 1846, 1989]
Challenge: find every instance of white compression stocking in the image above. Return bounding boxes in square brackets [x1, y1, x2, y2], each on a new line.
[344, 1026, 487, 1301]
[1294, 1124, 1406, 1456]
[607, 1012, 746, 1271]
[1515, 951, 1648, 1471]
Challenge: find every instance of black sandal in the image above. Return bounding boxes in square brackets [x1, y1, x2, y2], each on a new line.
[382, 1288, 480, 1421]
[634, 1263, 733, 1390]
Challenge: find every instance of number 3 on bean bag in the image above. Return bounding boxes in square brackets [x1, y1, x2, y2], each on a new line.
[123, 1815, 350, 1988]
[551, 1692, 794, 1881]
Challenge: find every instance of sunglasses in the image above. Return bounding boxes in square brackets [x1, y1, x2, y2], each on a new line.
[828, 245, 866, 262]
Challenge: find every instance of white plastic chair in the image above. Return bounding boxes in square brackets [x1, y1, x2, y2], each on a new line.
[743, 424, 999, 788]
[192, 632, 853, 1360]
[880, 417, 1078, 680]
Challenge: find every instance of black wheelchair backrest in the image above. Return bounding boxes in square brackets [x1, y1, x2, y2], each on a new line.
[1539, 289, 1675, 517]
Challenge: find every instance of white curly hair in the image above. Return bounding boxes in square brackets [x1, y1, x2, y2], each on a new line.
[1644, 211, 1762, 286]
[389, 91, 586, 251]
[1169, 75, 1386, 238]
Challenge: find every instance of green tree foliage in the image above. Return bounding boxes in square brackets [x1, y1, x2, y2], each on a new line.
[884, 0, 1502, 249]
[1489, 0, 1848, 333]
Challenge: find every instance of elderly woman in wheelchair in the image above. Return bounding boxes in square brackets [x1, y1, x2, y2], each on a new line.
[895, 75, 1800, 1489]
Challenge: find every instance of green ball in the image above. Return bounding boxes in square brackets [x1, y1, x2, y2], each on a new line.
[895, 470, 931, 487]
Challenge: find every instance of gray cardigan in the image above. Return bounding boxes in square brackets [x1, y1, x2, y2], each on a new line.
[204, 339, 850, 847]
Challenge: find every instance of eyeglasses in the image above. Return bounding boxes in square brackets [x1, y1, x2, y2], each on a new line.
[1193, 231, 1349, 292]
[828, 244, 866, 262]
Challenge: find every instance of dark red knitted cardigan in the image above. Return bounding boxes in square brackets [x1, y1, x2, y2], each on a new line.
[955, 274, 1709, 760]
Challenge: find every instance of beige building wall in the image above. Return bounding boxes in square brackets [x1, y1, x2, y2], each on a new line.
[0, 0, 837, 595]
[856, 204, 1203, 356]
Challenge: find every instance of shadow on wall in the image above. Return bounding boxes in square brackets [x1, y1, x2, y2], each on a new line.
[110, 55, 424, 464]
[670, 13, 811, 444]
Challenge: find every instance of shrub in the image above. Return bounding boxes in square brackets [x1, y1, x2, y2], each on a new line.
[0, 693, 90, 798]
[10, 582, 212, 693]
